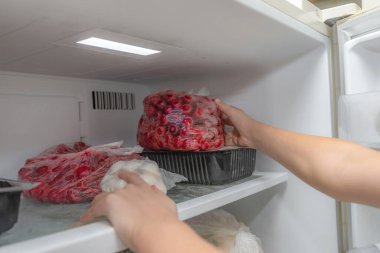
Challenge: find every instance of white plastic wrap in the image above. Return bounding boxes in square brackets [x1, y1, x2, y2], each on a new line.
[101, 160, 167, 193]
[187, 209, 264, 253]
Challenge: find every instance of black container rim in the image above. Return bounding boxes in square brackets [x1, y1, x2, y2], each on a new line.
[0, 178, 39, 193]
[142, 146, 256, 154]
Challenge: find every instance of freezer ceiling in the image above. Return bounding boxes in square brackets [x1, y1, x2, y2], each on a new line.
[0, 0, 324, 83]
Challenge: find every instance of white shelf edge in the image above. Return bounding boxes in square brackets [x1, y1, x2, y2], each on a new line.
[177, 172, 288, 220]
[0, 172, 288, 253]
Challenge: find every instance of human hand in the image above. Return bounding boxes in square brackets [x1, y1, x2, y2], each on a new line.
[80, 170, 178, 251]
[215, 99, 256, 148]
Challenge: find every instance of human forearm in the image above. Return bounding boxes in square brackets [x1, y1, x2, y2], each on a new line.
[247, 119, 380, 206]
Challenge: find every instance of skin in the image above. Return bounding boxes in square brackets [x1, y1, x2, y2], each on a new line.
[216, 99, 380, 208]
[80, 170, 221, 253]
[80, 99, 380, 252]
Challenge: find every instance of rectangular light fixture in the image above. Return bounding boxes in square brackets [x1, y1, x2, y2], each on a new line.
[76, 37, 161, 56]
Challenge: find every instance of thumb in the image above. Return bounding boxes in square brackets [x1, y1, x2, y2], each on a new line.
[118, 170, 146, 186]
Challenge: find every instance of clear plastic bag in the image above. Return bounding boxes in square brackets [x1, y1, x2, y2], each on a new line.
[18, 142, 144, 203]
[187, 209, 264, 253]
[101, 159, 188, 194]
[137, 90, 224, 151]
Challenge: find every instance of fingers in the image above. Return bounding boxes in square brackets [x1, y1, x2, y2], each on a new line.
[215, 99, 242, 118]
[224, 131, 238, 146]
[118, 170, 146, 186]
[80, 202, 105, 224]
[222, 115, 234, 126]
[80, 192, 109, 224]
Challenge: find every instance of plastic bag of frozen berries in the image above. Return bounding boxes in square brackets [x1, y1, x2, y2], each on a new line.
[137, 90, 224, 151]
[18, 141, 144, 203]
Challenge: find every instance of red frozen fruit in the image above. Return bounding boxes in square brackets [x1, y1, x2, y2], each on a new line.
[146, 106, 156, 117]
[160, 115, 169, 125]
[164, 106, 173, 114]
[35, 166, 49, 176]
[137, 90, 224, 151]
[194, 107, 204, 118]
[180, 127, 189, 136]
[183, 117, 193, 125]
[171, 99, 181, 108]
[157, 126, 165, 135]
[173, 136, 182, 149]
[181, 104, 192, 114]
[18, 142, 144, 203]
[156, 100, 166, 109]
[182, 95, 192, 103]
[165, 93, 176, 102]
[168, 124, 178, 134]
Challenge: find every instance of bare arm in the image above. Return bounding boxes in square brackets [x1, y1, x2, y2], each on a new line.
[216, 99, 380, 208]
[80, 171, 221, 253]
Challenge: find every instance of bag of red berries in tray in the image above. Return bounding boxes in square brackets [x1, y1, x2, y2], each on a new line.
[137, 90, 224, 151]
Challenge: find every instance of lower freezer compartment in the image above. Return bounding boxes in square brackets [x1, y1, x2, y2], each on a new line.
[0, 172, 287, 252]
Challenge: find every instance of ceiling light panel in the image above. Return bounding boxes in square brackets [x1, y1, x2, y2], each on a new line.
[77, 37, 161, 56]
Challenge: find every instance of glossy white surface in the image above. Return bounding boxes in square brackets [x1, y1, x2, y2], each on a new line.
[343, 30, 380, 94]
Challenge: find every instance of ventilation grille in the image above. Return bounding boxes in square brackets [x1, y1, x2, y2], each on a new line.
[92, 91, 135, 110]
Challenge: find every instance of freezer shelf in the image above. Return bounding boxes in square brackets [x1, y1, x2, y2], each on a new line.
[0, 172, 287, 253]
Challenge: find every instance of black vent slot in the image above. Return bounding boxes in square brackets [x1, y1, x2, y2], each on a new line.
[92, 91, 136, 110]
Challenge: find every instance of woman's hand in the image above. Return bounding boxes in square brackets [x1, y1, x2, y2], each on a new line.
[215, 99, 256, 148]
[80, 170, 178, 251]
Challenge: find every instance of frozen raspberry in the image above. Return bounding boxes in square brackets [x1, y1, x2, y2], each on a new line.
[181, 104, 192, 114]
[171, 99, 181, 108]
[164, 106, 173, 114]
[194, 107, 204, 118]
[173, 136, 182, 149]
[168, 124, 179, 135]
[157, 126, 165, 135]
[156, 100, 166, 109]
[182, 95, 192, 103]
[183, 117, 193, 125]
[35, 166, 49, 176]
[160, 115, 169, 125]
[201, 141, 210, 150]
[165, 92, 176, 102]
[180, 127, 189, 136]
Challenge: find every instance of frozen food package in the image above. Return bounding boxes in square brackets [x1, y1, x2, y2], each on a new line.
[137, 90, 224, 151]
[18, 142, 144, 203]
[101, 159, 188, 194]
[187, 209, 264, 253]
[101, 160, 167, 193]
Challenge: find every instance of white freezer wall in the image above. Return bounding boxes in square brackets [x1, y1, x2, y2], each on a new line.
[343, 31, 380, 95]
[151, 45, 338, 253]
[341, 29, 380, 248]
[0, 71, 150, 179]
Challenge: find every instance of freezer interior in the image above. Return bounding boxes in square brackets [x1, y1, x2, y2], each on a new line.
[0, 0, 337, 253]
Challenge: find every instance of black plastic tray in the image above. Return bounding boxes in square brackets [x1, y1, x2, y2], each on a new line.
[142, 147, 256, 185]
[0, 178, 38, 234]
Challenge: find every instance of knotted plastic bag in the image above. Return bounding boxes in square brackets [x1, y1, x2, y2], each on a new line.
[187, 209, 264, 253]
[101, 159, 188, 194]
[137, 90, 224, 151]
[18, 142, 144, 203]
